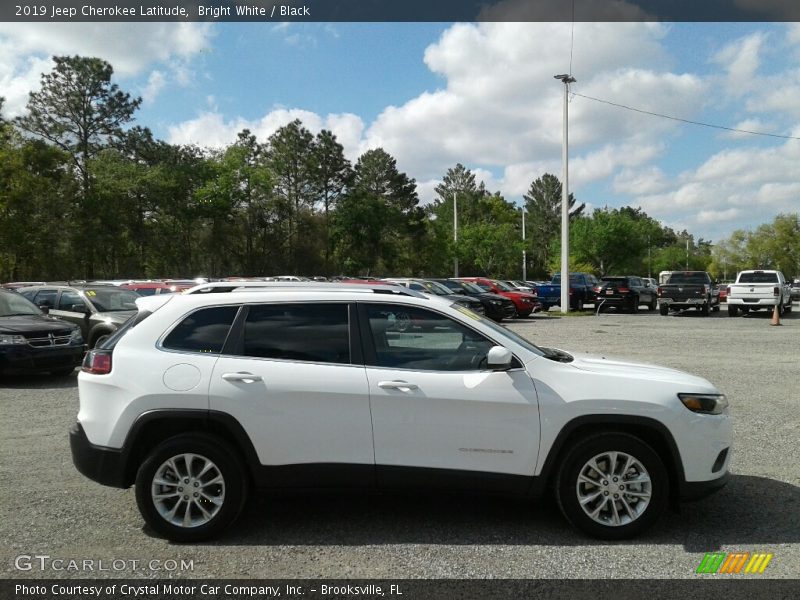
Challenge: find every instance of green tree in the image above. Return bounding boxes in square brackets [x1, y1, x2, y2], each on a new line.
[312, 130, 352, 275]
[15, 56, 141, 277]
[523, 173, 585, 277]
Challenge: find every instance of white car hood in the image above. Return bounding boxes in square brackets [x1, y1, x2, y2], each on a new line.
[563, 351, 716, 390]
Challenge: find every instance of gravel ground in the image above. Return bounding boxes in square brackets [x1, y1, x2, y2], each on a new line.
[1, 304, 798, 580]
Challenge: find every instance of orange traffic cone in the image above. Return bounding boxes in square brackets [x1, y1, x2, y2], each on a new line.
[770, 303, 782, 326]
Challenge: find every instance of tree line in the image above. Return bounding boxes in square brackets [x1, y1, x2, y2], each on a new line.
[1, 56, 797, 282]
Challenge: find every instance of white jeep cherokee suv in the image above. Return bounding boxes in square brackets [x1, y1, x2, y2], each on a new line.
[70, 282, 731, 542]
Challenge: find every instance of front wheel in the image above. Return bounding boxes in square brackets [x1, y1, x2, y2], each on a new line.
[135, 433, 248, 542]
[555, 433, 668, 540]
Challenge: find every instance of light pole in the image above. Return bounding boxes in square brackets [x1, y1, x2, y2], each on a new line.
[453, 191, 458, 278]
[555, 73, 575, 314]
[521, 207, 527, 282]
[647, 234, 651, 279]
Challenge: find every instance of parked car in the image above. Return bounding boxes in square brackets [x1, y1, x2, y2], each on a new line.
[71, 282, 731, 542]
[657, 271, 720, 316]
[431, 279, 517, 322]
[0, 289, 85, 376]
[726, 270, 792, 317]
[17, 285, 140, 348]
[535, 272, 599, 311]
[593, 276, 658, 313]
[791, 280, 800, 301]
[503, 280, 535, 294]
[1, 281, 47, 290]
[121, 282, 179, 296]
[456, 277, 541, 317]
[382, 278, 485, 315]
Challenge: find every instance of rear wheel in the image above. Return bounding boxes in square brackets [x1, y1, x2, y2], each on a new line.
[659, 304, 668, 316]
[555, 432, 668, 539]
[701, 302, 710, 316]
[135, 433, 248, 542]
[629, 296, 639, 314]
[648, 296, 657, 311]
[728, 305, 739, 317]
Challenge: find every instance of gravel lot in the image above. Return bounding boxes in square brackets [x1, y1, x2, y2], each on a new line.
[2, 304, 798, 580]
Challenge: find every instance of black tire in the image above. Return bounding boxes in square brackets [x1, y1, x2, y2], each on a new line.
[659, 304, 668, 316]
[89, 331, 111, 349]
[554, 432, 668, 540]
[784, 303, 792, 314]
[728, 305, 739, 317]
[574, 298, 584, 311]
[701, 302, 710, 316]
[648, 296, 657, 311]
[630, 296, 639, 314]
[135, 433, 248, 542]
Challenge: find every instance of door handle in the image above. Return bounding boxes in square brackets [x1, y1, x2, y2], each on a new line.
[222, 372, 263, 384]
[378, 380, 419, 391]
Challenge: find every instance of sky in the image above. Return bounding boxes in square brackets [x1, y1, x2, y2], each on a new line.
[0, 20, 798, 243]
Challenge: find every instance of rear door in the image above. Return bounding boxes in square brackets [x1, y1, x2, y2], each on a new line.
[359, 302, 539, 493]
[208, 302, 374, 489]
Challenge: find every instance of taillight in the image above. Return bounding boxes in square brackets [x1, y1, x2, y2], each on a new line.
[618, 287, 630, 293]
[726, 286, 731, 296]
[774, 287, 780, 296]
[593, 286, 602, 293]
[657, 287, 663, 296]
[82, 349, 112, 375]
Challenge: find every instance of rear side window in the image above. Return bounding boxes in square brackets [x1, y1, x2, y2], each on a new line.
[240, 303, 350, 364]
[162, 306, 239, 354]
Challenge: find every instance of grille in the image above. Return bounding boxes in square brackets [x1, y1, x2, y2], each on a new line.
[26, 333, 74, 347]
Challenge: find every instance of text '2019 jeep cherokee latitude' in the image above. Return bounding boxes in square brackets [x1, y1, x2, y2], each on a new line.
[70, 282, 731, 542]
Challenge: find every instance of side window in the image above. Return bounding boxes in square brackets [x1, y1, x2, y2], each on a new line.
[408, 283, 426, 291]
[365, 303, 494, 371]
[57, 290, 85, 312]
[162, 306, 239, 354]
[241, 303, 350, 364]
[34, 289, 58, 308]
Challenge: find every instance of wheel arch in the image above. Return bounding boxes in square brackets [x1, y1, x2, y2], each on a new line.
[120, 410, 261, 489]
[530, 415, 685, 506]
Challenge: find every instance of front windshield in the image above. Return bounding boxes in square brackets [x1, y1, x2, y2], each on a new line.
[460, 282, 484, 294]
[451, 303, 544, 357]
[493, 280, 514, 291]
[0, 292, 42, 317]
[82, 288, 140, 312]
[423, 281, 453, 296]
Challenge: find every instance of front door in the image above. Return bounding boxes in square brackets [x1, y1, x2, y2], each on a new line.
[359, 302, 539, 493]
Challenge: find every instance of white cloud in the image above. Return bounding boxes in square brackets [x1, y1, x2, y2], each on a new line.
[167, 109, 366, 161]
[712, 31, 767, 96]
[0, 23, 212, 115]
[142, 70, 166, 105]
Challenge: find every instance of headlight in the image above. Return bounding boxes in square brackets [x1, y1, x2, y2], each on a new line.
[490, 300, 501, 305]
[0, 334, 26, 345]
[678, 393, 728, 415]
[69, 328, 83, 343]
[521, 298, 531, 303]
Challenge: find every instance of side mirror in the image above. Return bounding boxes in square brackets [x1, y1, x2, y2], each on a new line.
[38, 304, 50, 315]
[487, 345, 513, 370]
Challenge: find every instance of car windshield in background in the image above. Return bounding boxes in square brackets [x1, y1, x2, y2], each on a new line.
[494, 280, 514, 291]
[667, 273, 708, 285]
[738, 273, 779, 284]
[83, 288, 140, 312]
[0, 292, 42, 317]
[423, 281, 453, 296]
[460, 282, 485, 294]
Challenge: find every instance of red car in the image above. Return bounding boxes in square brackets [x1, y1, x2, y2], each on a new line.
[456, 277, 541, 317]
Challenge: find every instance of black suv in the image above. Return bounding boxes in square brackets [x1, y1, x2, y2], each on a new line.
[431, 279, 517, 322]
[0, 289, 85, 375]
[18, 285, 140, 348]
[594, 276, 658, 313]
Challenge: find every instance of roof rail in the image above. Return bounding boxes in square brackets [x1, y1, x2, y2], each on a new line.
[184, 281, 427, 299]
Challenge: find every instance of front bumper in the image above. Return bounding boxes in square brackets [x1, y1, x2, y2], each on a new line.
[0, 343, 85, 374]
[70, 422, 129, 488]
[680, 471, 730, 501]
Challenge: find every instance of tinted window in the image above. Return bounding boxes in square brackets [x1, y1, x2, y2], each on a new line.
[57, 290, 85, 311]
[667, 273, 710, 285]
[365, 304, 494, 371]
[0, 291, 41, 317]
[34, 289, 58, 307]
[241, 303, 350, 364]
[738, 272, 779, 284]
[163, 306, 239, 354]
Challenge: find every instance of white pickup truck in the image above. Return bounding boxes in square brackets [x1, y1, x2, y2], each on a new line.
[727, 270, 793, 317]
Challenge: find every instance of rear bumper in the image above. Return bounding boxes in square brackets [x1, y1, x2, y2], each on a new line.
[70, 422, 129, 488]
